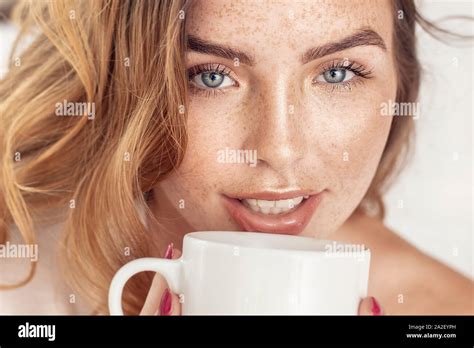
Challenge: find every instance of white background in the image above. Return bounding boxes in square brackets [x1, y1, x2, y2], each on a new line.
[384, 0, 473, 278]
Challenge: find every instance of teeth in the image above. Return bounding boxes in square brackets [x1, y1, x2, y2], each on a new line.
[242, 196, 306, 215]
[247, 198, 257, 206]
[276, 196, 303, 208]
[257, 200, 274, 208]
[249, 204, 259, 212]
[270, 207, 281, 214]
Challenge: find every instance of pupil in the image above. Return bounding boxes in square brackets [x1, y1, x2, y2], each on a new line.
[203, 72, 223, 87]
[325, 68, 345, 83]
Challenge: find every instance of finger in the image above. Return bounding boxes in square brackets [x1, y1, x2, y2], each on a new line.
[358, 296, 384, 316]
[140, 244, 182, 315]
[140, 272, 182, 315]
[168, 288, 182, 315]
[140, 272, 168, 315]
[171, 248, 182, 259]
[162, 243, 181, 315]
[162, 243, 182, 260]
[166, 247, 182, 315]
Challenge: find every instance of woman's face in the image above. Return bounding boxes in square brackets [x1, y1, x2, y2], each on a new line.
[152, 0, 396, 239]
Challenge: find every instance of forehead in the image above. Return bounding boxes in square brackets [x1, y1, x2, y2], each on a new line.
[186, 0, 393, 57]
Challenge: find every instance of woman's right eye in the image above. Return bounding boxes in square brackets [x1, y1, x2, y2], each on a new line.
[188, 63, 237, 91]
[191, 71, 236, 89]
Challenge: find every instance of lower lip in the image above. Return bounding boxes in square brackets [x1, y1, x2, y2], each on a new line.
[222, 192, 324, 235]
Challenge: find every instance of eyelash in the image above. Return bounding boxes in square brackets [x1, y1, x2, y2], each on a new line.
[186, 59, 373, 97]
[314, 60, 373, 92]
[187, 63, 236, 97]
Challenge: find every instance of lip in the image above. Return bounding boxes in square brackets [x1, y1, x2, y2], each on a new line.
[222, 190, 325, 235]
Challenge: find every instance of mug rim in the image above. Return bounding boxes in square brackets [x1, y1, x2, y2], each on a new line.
[184, 231, 371, 257]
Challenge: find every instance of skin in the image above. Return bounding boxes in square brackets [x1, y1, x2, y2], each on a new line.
[153, 0, 395, 241]
[142, 0, 473, 315]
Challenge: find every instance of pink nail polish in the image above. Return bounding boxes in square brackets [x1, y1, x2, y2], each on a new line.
[164, 243, 174, 259]
[159, 288, 172, 315]
[371, 296, 382, 316]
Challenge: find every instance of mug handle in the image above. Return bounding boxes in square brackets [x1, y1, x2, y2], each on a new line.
[108, 257, 183, 315]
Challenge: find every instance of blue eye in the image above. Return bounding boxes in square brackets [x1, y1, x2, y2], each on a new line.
[318, 68, 355, 84]
[189, 64, 236, 90]
[200, 71, 225, 88]
[193, 72, 235, 89]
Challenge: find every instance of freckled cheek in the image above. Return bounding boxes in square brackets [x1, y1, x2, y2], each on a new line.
[171, 99, 245, 187]
[158, 100, 254, 227]
[186, 96, 249, 149]
[304, 93, 393, 188]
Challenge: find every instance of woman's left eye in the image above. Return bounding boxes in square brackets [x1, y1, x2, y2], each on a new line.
[190, 71, 235, 89]
[317, 68, 355, 84]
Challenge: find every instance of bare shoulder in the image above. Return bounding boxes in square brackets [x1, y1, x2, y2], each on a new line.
[336, 212, 473, 314]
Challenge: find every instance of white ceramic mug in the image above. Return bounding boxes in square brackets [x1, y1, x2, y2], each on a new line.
[109, 231, 371, 315]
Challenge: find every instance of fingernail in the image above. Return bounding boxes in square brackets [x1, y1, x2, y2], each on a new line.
[370, 296, 382, 316]
[159, 288, 172, 316]
[164, 243, 173, 259]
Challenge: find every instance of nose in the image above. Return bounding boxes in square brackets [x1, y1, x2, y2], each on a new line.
[245, 77, 306, 174]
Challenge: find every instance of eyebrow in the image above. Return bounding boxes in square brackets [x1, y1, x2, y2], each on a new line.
[187, 35, 255, 66]
[186, 28, 386, 67]
[301, 28, 387, 64]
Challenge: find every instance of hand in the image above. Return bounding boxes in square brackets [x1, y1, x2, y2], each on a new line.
[358, 296, 384, 315]
[140, 244, 384, 316]
[140, 243, 182, 315]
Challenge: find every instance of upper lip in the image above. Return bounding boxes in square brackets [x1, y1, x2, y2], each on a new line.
[225, 189, 319, 201]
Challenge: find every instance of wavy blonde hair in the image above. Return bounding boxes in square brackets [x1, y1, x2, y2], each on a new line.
[1, 0, 425, 314]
